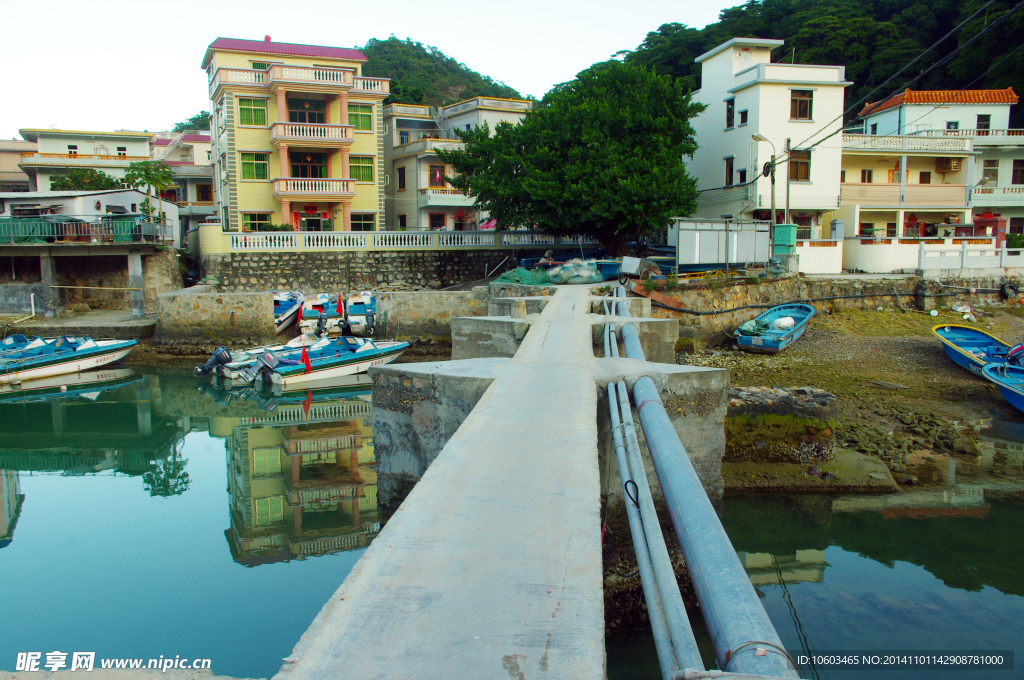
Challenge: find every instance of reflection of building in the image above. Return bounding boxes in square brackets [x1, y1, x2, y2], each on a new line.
[737, 550, 826, 586]
[215, 394, 379, 566]
[0, 468, 24, 549]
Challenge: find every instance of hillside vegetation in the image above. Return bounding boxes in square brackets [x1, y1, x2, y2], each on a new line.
[362, 37, 523, 107]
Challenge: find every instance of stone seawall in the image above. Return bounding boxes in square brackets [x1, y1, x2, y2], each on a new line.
[375, 287, 490, 345]
[201, 248, 548, 293]
[154, 285, 276, 346]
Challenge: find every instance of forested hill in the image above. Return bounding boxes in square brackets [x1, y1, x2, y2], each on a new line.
[619, 0, 1024, 125]
[362, 37, 523, 107]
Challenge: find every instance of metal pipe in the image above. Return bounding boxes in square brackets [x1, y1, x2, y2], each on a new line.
[608, 381, 679, 680]
[620, 322, 644, 359]
[617, 380, 704, 672]
[603, 323, 611, 358]
[633, 377, 796, 678]
[12, 294, 35, 324]
[610, 325, 619, 358]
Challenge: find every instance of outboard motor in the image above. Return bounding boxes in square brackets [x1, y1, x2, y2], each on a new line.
[365, 312, 375, 336]
[1008, 344, 1024, 367]
[316, 308, 328, 337]
[195, 346, 233, 377]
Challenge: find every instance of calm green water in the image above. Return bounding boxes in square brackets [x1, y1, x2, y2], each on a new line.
[0, 366, 378, 678]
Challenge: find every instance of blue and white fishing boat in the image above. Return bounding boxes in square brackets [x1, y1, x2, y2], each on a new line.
[273, 291, 305, 333]
[0, 335, 138, 385]
[932, 324, 1012, 376]
[982, 363, 1024, 413]
[298, 291, 375, 336]
[734, 303, 815, 354]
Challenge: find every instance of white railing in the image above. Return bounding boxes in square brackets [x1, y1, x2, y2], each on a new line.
[273, 123, 353, 141]
[437, 231, 497, 247]
[229, 232, 298, 250]
[273, 178, 353, 194]
[272, 65, 351, 86]
[303, 232, 368, 249]
[843, 134, 971, 152]
[501, 232, 556, 246]
[218, 68, 266, 85]
[373, 231, 433, 248]
[251, 402, 372, 424]
[913, 128, 1024, 140]
[839, 182, 967, 208]
[353, 77, 389, 93]
[918, 242, 1024, 271]
[296, 533, 361, 555]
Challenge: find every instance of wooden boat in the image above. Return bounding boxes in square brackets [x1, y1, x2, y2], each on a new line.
[734, 303, 815, 354]
[932, 324, 1011, 376]
[0, 336, 138, 385]
[273, 291, 305, 333]
[982, 363, 1024, 414]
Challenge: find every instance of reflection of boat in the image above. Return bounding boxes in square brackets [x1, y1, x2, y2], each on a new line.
[197, 373, 373, 411]
[982, 363, 1024, 413]
[0, 367, 139, 403]
[933, 324, 1011, 376]
[0, 335, 138, 385]
[273, 291, 305, 334]
[734, 303, 815, 354]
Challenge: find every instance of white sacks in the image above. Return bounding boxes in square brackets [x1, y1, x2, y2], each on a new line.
[771, 316, 796, 330]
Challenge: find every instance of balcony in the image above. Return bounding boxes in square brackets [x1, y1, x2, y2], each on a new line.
[911, 128, 1024, 147]
[272, 178, 355, 201]
[392, 138, 463, 156]
[842, 134, 971, 153]
[972, 186, 1024, 207]
[271, 122, 354, 149]
[417, 189, 475, 208]
[840, 182, 967, 208]
[175, 201, 217, 216]
[211, 66, 389, 97]
[19, 152, 148, 167]
[1, 218, 172, 245]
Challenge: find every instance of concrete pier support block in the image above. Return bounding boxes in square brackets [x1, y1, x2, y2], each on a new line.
[128, 251, 144, 319]
[39, 253, 61, 318]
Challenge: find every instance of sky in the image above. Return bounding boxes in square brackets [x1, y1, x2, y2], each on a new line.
[2, 0, 742, 139]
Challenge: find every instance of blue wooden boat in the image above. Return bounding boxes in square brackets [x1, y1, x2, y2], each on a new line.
[932, 324, 1011, 377]
[734, 303, 815, 354]
[0, 336, 138, 385]
[982, 363, 1024, 414]
[272, 291, 305, 333]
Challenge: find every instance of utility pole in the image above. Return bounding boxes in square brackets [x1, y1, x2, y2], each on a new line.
[752, 133, 777, 258]
[785, 138, 792, 225]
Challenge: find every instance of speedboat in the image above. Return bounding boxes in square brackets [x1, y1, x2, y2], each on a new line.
[273, 291, 306, 333]
[734, 303, 815, 354]
[0, 335, 138, 385]
[298, 292, 376, 336]
[983, 363, 1024, 413]
[932, 324, 1012, 377]
[194, 335, 408, 388]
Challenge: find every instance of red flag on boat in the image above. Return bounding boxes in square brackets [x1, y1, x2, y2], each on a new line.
[301, 344, 312, 374]
[336, 292, 344, 315]
[302, 389, 313, 419]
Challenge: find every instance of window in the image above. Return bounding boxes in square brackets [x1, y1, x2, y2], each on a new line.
[398, 214, 407, 229]
[349, 104, 373, 131]
[429, 164, 446, 188]
[1013, 160, 1024, 185]
[946, 121, 959, 130]
[131, 203, 137, 213]
[350, 157, 374, 182]
[399, 130, 410, 144]
[288, 98, 325, 124]
[254, 495, 284, 526]
[240, 152, 269, 180]
[1011, 217, 1024, 235]
[886, 222, 897, 237]
[397, 166, 406, 190]
[238, 98, 267, 126]
[351, 213, 375, 231]
[196, 184, 213, 202]
[794, 214, 812, 239]
[429, 213, 446, 230]
[841, 170, 846, 182]
[983, 159, 999, 184]
[67, 145, 78, 155]
[739, 110, 748, 126]
[725, 99, 735, 128]
[116, 146, 127, 157]
[977, 114, 991, 131]
[207, 150, 212, 161]
[466, 124, 471, 131]
[252, 447, 282, 476]
[291, 151, 326, 179]
[242, 213, 271, 230]
[738, 169, 747, 184]
[859, 222, 874, 236]
[725, 157, 734, 186]
[251, 61, 269, 70]
[789, 151, 810, 181]
[919, 171, 931, 184]
[790, 90, 813, 120]
[870, 123, 878, 135]
[861, 169, 873, 183]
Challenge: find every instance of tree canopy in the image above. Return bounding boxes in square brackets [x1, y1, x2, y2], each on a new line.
[362, 37, 524, 107]
[437, 62, 704, 255]
[124, 161, 175, 221]
[49, 168, 123, 191]
[619, 0, 1024, 126]
[172, 111, 211, 132]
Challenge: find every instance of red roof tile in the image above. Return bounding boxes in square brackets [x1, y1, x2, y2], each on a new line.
[202, 37, 367, 68]
[860, 88, 1018, 116]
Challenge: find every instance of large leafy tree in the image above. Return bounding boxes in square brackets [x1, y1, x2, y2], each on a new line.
[437, 62, 704, 255]
[172, 111, 211, 132]
[124, 160, 175, 223]
[50, 168, 122, 191]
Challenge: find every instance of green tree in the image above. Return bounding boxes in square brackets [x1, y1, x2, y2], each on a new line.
[437, 63, 704, 255]
[124, 160, 175, 223]
[49, 168, 123, 191]
[172, 111, 211, 132]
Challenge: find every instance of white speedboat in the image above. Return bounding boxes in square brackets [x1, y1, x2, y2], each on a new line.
[273, 291, 306, 333]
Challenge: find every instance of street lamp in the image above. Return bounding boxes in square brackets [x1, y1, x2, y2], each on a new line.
[751, 134, 776, 225]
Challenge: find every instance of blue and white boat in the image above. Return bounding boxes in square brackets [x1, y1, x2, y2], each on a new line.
[734, 303, 815, 354]
[932, 324, 1011, 376]
[982, 363, 1024, 413]
[0, 335, 138, 385]
[273, 291, 305, 334]
[0, 367, 140, 402]
[298, 291, 376, 336]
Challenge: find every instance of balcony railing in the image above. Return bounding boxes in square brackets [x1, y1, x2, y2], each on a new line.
[272, 178, 354, 195]
[176, 201, 215, 207]
[1, 218, 172, 244]
[912, 128, 1024, 141]
[353, 77, 389, 93]
[839, 182, 967, 207]
[272, 122, 354, 143]
[842, 134, 971, 152]
[20, 152, 148, 163]
[211, 67, 389, 94]
[271, 64, 351, 86]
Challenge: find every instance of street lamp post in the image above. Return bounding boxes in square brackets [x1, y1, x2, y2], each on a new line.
[752, 134, 776, 256]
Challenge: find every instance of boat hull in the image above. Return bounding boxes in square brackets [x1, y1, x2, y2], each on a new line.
[275, 304, 303, 333]
[932, 324, 1010, 377]
[983, 364, 1024, 414]
[736, 323, 808, 354]
[0, 367, 137, 400]
[734, 303, 815, 355]
[0, 346, 135, 385]
[218, 342, 407, 385]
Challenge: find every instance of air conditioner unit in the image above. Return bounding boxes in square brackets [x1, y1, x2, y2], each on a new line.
[936, 158, 963, 173]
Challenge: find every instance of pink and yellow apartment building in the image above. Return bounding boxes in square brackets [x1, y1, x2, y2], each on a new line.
[202, 37, 389, 235]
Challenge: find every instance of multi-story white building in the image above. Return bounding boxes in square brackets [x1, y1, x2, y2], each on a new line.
[382, 97, 532, 230]
[17, 129, 152, 191]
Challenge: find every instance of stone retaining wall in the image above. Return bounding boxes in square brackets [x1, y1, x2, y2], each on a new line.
[725, 386, 838, 464]
[375, 287, 490, 345]
[154, 285, 276, 346]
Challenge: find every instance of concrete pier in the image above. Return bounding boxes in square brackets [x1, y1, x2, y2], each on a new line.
[274, 287, 728, 680]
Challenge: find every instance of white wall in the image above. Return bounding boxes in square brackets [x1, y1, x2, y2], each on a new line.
[864, 103, 1013, 135]
[36, 133, 149, 156]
